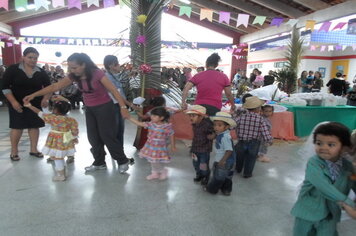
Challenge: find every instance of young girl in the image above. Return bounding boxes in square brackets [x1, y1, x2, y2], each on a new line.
[24, 96, 78, 181]
[129, 106, 176, 180]
[257, 105, 273, 163]
[291, 122, 356, 236]
[205, 112, 236, 196]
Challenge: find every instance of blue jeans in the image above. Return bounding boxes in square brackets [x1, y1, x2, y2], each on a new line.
[192, 152, 210, 177]
[206, 156, 235, 194]
[235, 140, 261, 177]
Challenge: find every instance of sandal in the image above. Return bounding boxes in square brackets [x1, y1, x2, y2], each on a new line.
[29, 152, 44, 158]
[10, 154, 20, 161]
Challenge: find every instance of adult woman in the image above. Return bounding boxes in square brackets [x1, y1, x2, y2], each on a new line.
[326, 72, 347, 96]
[2, 47, 51, 161]
[311, 71, 323, 92]
[24, 53, 131, 173]
[181, 53, 235, 116]
[297, 71, 310, 93]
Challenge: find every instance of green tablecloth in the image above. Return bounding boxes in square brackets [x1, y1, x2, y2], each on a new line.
[281, 104, 356, 137]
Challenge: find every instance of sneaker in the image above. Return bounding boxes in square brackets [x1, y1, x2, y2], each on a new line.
[118, 163, 129, 174]
[201, 176, 209, 186]
[84, 164, 107, 172]
[47, 157, 54, 162]
[193, 175, 203, 182]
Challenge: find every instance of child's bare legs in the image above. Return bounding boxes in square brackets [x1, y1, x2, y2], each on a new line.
[147, 163, 168, 180]
[257, 154, 271, 162]
[53, 159, 66, 181]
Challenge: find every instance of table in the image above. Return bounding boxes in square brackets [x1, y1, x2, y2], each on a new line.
[282, 105, 356, 137]
[171, 111, 297, 141]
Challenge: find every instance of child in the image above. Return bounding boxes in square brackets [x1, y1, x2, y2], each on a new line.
[252, 71, 264, 88]
[129, 106, 176, 180]
[204, 112, 236, 196]
[257, 105, 274, 163]
[185, 105, 214, 185]
[291, 122, 356, 236]
[24, 96, 78, 181]
[234, 96, 273, 178]
[136, 96, 166, 120]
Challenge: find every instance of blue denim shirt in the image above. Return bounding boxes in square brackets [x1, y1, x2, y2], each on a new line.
[214, 130, 233, 162]
[106, 72, 126, 100]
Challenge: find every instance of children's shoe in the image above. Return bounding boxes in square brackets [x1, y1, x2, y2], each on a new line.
[221, 190, 231, 196]
[201, 176, 209, 186]
[257, 155, 271, 163]
[193, 175, 202, 182]
[159, 168, 168, 180]
[66, 156, 75, 164]
[53, 170, 66, 182]
[146, 171, 160, 180]
[47, 157, 54, 162]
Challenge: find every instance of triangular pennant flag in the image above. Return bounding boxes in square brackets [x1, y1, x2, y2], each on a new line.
[15, 0, 27, 10]
[101, 39, 108, 45]
[68, 0, 82, 10]
[103, 0, 115, 8]
[18, 37, 25, 42]
[342, 45, 347, 51]
[219, 12, 230, 24]
[35, 38, 42, 43]
[237, 14, 249, 28]
[52, 0, 65, 8]
[252, 16, 266, 26]
[328, 45, 334, 51]
[27, 37, 34, 43]
[34, 0, 49, 10]
[84, 39, 92, 46]
[76, 39, 83, 45]
[335, 45, 342, 51]
[270, 17, 284, 27]
[310, 45, 316, 51]
[92, 39, 99, 46]
[286, 19, 298, 27]
[200, 9, 213, 22]
[59, 38, 66, 44]
[0, 42, 4, 48]
[179, 6, 191, 18]
[0, 0, 9, 10]
[332, 22, 346, 31]
[87, 0, 99, 7]
[320, 45, 326, 52]
[318, 21, 331, 32]
[7, 42, 13, 47]
[305, 20, 316, 31]
[353, 45, 356, 51]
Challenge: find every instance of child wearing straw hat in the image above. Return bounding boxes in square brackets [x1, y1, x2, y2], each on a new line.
[233, 96, 272, 178]
[186, 105, 215, 185]
[204, 112, 236, 196]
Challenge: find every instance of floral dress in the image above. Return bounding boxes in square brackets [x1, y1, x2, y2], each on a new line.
[39, 112, 79, 159]
[139, 122, 174, 163]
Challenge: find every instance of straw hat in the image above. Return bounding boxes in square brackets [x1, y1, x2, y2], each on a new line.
[210, 111, 236, 128]
[242, 96, 264, 109]
[185, 105, 207, 116]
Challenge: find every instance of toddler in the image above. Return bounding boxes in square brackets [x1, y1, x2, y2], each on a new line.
[24, 96, 78, 181]
[257, 105, 274, 163]
[129, 106, 176, 180]
[291, 122, 356, 236]
[186, 105, 214, 185]
[204, 112, 236, 196]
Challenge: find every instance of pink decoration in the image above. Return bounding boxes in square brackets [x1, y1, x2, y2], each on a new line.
[68, 0, 81, 10]
[219, 12, 230, 24]
[270, 17, 284, 27]
[139, 64, 152, 74]
[353, 45, 356, 51]
[318, 21, 331, 32]
[52, 0, 65, 8]
[59, 38, 66, 44]
[136, 35, 146, 45]
[310, 45, 316, 51]
[320, 45, 326, 52]
[0, 0, 9, 10]
[332, 22, 346, 31]
[6, 42, 13, 47]
[103, 0, 115, 8]
[335, 45, 342, 51]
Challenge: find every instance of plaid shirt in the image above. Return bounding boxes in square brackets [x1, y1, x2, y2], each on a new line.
[234, 111, 273, 143]
[191, 118, 214, 153]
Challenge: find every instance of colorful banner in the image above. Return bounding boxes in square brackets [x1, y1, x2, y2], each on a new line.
[87, 0, 100, 7]
[332, 22, 346, 31]
[318, 21, 331, 32]
[305, 20, 316, 31]
[270, 17, 284, 27]
[52, 0, 65, 8]
[103, 0, 115, 8]
[237, 14, 249, 28]
[200, 9, 213, 22]
[68, 0, 81, 10]
[219, 12, 230, 24]
[179, 6, 191, 18]
[15, 0, 27, 10]
[0, 0, 9, 10]
[252, 16, 266, 26]
[35, 0, 49, 10]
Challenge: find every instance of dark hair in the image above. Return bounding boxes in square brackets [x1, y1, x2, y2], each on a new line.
[103, 55, 118, 70]
[336, 72, 342, 77]
[313, 122, 351, 147]
[53, 100, 71, 115]
[261, 104, 274, 112]
[150, 96, 166, 107]
[23, 47, 39, 56]
[241, 93, 252, 104]
[150, 106, 170, 122]
[300, 71, 307, 78]
[309, 71, 313, 74]
[67, 53, 98, 92]
[206, 53, 221, 68]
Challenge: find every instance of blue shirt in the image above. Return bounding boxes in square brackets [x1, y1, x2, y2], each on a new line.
[214, 130, 233, 162]
[106, 72, 126, 100]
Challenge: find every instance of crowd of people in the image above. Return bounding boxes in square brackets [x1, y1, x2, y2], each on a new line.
[1, 49, 356, 235]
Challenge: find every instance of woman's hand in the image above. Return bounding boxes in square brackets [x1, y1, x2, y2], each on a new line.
[11, 101, 23, 113]
[121, 107, 130, 119]
[23, 94, 35, 104]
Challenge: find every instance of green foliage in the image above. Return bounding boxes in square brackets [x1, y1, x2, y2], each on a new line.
[275, 68, 297, 95]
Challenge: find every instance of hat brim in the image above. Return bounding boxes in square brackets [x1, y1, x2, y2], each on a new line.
[210, 116, 236, 128]
[242, 99, 265, 109]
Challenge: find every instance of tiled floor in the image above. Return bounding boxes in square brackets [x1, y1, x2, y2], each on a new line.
[0, 105, 355, 236]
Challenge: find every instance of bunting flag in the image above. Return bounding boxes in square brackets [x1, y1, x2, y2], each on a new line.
[219, 12, 230, 24]
[84, 39, 92, 46]
[76, 39, 83, 45]
[101, 39, 108, 45]
[200, 9, 213, 22]
[286, 19, 298, 27]
[68, 39, 75, 44]
[87, 0, 100, 7]
[320, 45, 326, 52]
[92, 39, 99, 46]
[335, 45, 342, 51]
[68, 0, 81, 10]
[34, 0, 49, 10]
[27, 37, 34, 43]
[270, 17, 284, 27]
[318, 21, 331, 32]
[0, 42, 4, 48]
[305, 20, 316, 31]
[237, 14, 249, 28]
[310, 45, 316, 51]
[59, 38, 66, 44]
[252, 16, 266, 26]
[18, 37, 25, 42]
[179, 6, 191, 18]
[328, 45, 334, 51]
[52, 0, 65, 8]
[103, 0, 115, 8]
[342, 45, 347, 51]
[332, 22, 346, 31]
[0, 0, 9, 10]
[35, 38, 42, 43]
[353, 45, 356, 51]
[15, 0, 27, 10]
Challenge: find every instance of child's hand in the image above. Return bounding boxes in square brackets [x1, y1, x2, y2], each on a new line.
[207, 133, 216, 140]
[218, 160, 226, 167]
[23, 102, 32, 108]
[73, 138, 79, 144]
[341, 202, 356, 219]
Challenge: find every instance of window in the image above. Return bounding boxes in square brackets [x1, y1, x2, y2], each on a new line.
[274, 62, 288, 68]
[249, 64, 263, 69]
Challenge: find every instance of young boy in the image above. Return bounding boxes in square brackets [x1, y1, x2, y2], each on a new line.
[234, 96, 273, 178]
[204, 112, 236, 196]
[257, 105, 274, 163]
[186, 105, 214, 185]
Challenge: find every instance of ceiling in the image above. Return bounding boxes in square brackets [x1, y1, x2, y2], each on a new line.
[0, 0, 350, 36]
